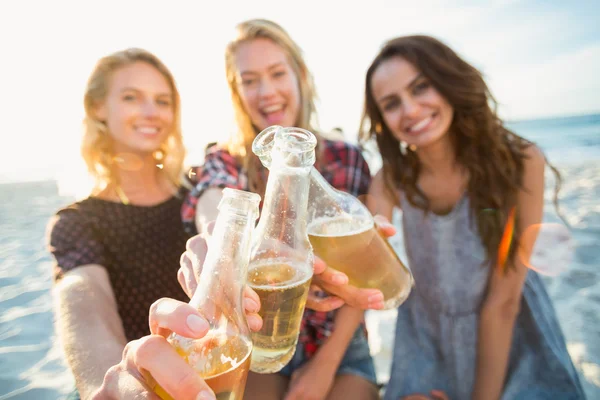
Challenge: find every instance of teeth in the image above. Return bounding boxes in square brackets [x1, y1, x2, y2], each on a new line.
[137, 127, 159, 134]
[409, 116, 432, 132]
[262, 104, 283, 113]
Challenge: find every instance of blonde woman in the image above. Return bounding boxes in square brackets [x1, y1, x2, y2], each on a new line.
[180, 19, 380, 400]
[47, 48, 262, 399]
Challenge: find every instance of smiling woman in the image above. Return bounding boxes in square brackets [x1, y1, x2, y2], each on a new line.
[46, 48, 194, 399]
[360, 35, 585, 400]
[181, 19, 381, 400]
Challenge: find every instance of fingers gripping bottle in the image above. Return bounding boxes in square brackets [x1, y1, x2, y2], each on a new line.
[306, 167, 414, 310]
[155, 188, 260, 400]
[248, 126, 316, 374]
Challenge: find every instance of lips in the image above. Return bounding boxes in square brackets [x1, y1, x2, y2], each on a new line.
[260, 104, 286, 125]
[134, 126, 160, 136]
[405, 114, 435, 135]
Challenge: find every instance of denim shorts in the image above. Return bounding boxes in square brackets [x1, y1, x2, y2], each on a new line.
[279, 327, 377, 384]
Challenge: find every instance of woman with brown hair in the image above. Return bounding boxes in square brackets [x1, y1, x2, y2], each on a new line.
[361, 36, 585, 399]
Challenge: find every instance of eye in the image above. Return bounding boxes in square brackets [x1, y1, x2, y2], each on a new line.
[122, 94, 136, 101]
[413, 81, 430, 95]
[382, 99, 400, 112]
[157, 98, 172, 107]
[241, 78, 257, 87]
[273, 70, 286, 78]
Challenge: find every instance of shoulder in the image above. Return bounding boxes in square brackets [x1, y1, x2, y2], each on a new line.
[321, 139, 365, 164]
[521, 144, 546, 186]
[523, 143, 545, 167]
[47, 201, 92, 243]
[191, 146, 238, 170]
[186, 146, 241, 185]
[318, 139, 371, 196]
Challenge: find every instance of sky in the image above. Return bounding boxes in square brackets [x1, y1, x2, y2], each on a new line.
[0, 0, 599, 187]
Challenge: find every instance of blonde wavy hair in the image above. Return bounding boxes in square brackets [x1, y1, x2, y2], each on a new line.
[224, 19, 321, 194]
[82, 48, 185, 194]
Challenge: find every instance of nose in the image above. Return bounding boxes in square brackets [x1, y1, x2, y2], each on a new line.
[142, 99, 159, 118]
[258, 77, 276, 99]
[402, 97, 421, 118]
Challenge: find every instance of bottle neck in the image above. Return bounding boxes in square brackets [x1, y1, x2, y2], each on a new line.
[189, 208, 255, 312]
[254, 150, 312, 252]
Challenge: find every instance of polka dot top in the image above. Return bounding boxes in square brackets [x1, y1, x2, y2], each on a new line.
[47, 193, 191, 341]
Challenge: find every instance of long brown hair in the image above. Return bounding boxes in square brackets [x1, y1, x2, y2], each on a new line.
[224, 19, 322, 196]
[360, 35, 562, 269]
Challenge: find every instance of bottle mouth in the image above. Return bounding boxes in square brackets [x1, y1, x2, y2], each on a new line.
[220, 188, 261, 219]
[253, 126, 317, 167]
[276, 127, 317, 154]
[252, 125, 280, 160]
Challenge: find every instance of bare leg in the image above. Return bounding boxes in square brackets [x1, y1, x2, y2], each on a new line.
[327, 374, 379, 400]
[243, 372, 289, 400]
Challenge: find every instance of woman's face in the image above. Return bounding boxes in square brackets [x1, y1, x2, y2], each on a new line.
[371, 56, 454, 150]
[234, 38, 301, 131]
[96, 61, 174, 155]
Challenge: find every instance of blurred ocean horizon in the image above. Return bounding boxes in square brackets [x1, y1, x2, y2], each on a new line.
[1, 113, 599, 399]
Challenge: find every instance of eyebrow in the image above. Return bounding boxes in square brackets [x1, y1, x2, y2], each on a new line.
[120, 87, 171, 97]
[405, 73, 423, 90]
[376, 73, 424, 104]
[240, 62, 286, 76]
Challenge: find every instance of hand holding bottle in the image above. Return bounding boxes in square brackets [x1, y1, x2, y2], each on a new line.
[93, 298, 216, 400]
[178, 217, 397, 313]
[178, 232, 263, 332]
[309, 214, 397, 311]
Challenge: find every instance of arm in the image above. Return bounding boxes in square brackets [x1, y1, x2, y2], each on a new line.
[53, 265, 127, 399]
[366, 168, 395, 221]
[285, 305, 365, 400]
[472, 145, 546, 400]
[312, 305, 364, 370]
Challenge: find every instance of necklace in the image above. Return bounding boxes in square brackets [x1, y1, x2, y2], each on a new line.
[114, 185, 130, 205]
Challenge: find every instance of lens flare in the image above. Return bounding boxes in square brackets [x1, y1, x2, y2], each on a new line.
[113, 152, 144, 171]
[518, 223, 573, 276]
[497, 207, 516, 272]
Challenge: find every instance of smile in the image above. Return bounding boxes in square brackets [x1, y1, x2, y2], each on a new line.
[134, 126, 160, 136]
[406, 114, 436, 134]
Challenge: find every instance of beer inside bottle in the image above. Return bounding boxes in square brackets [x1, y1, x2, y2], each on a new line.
[308, 215, 413, 309]
[249, 126, 317, 373]
[248, 259, 312, 373]
[155, 334, 252, 400]
[154, 188, 260, 400]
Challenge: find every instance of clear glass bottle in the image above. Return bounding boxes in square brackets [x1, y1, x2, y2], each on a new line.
[248, 126, 316, 374]
[306, 168, 414, 309]
[155, 188, 260, 400]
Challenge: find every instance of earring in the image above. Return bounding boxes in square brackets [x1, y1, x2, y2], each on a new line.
[399, 141, 408, 155]
[153, 149, 165, 161]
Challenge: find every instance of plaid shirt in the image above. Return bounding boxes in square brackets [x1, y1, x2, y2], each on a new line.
[181, 139, 371, 358]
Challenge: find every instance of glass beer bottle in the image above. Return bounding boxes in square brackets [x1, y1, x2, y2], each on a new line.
[306, 167, 414, 310]
[154, 188, 260, 400]
[248, 126, 316, 374]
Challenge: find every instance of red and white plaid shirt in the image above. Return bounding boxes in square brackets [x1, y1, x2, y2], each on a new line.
[181, 139, 371, 357]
